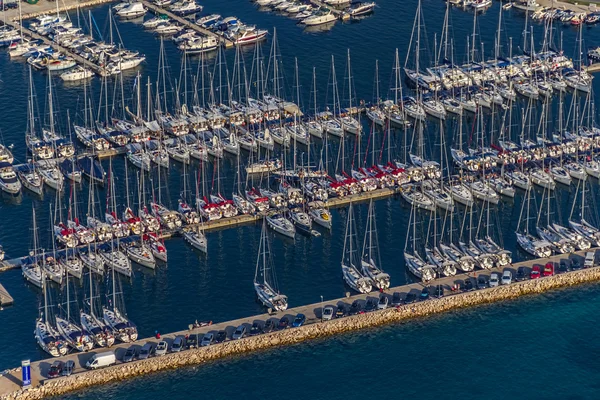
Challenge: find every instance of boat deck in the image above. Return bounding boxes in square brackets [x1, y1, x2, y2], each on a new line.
[0, 249, 594, 397]
[0, 283, 13, 306]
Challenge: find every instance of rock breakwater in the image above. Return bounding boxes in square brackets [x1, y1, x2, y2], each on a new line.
[3, 267, 600, 400]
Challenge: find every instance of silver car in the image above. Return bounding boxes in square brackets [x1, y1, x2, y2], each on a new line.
[489, 273, 500, 288]
[171, 336, 184, 353]
[501, 270, 512, 285]
[200, 332, 214, 347]
[232, 325, 247, 340]
[322, 306, 334, 321]
[155, 340, 168, 356]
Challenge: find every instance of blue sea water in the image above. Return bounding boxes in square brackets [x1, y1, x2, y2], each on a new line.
[1, 0, 600, 397]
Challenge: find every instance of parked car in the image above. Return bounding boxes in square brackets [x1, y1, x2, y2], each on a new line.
[365, 298, 377, 311]
[263, 320, 275, 333]
[489, 273, 500, 287]
[250, 322, 263, 336]
[155, 340, 168, 356]
[349, 300, 361, 315]
[516, 266, 527, 281]
[201, 332, 214, 347]
[277, 317, 289, 330]
[572, 258, 581, 270]
[585, 252, 595, 268]
[419, 287, 430, 301]
[501, 270, 512, 285]
[292, 314, 306, 327]
[48, 361, 63, 379]
[477, 275, 488, 289]
[138, 343, 155, 359]
[543, 262, 554, 277]
[392, 292, 402, 306]
[335, 304, 346, 318]
[172, 336, 184, 352]
[322, 306, 334, 321]
[404, 293, 417, 304]
[122, 346, 137, 362]
[232, 325, 247, 339]
[530, 265, 541, 279]
[186, 334, 199, 349]
[463, 278, 474, 291]
[377, 295, 389, 310]
[214, 330, 227, 343]
[434, 285, 444, 298]
[61, 360, 75, 377]
[559, 260, 570, 274]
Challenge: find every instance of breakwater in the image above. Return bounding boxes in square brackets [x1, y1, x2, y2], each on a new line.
[2, 264, 600, 400]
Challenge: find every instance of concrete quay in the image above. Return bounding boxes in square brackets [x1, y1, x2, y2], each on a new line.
[1, 251, 599, 400]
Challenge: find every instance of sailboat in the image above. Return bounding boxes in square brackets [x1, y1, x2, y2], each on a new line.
[360, 200, 390, 290]
[341, 203, 373, 293]
[516, 187, 553, 258]
[254, 219, 288, 311]
[22, 206, 44, 288]
[103, 261, 138, 343]
[81, 270, 115, 348]
[35, 272, 68, 357]
[55, 271, 94, 352]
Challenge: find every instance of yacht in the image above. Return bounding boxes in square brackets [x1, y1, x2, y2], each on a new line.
[116, 2, 147, 19]
[183, 227, 208, 253]
[301, 9, 337, 26]
[266, 213, 296, 238]
[0, 162, 21, 195]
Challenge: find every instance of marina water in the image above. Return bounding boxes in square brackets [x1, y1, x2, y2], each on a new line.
[2, 0, 600, 395]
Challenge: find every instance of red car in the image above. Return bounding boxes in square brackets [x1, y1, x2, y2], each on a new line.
[543, 263, 554, 277]
[530, 265, 541, 279]
[47, 361, 63, 379]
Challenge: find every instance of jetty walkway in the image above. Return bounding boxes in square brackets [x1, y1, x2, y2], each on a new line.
[0, 250, 598, 400]
[140, 0, 234, 48]
[0, 186, 397, 271]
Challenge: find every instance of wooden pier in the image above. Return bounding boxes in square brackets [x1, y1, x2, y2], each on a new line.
[0, 283, 14, 306]
[140, 0, 234, 48]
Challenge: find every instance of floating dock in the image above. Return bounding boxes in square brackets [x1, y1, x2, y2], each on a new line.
[140, 0, 235, 48]
[0, 283, 14, 306]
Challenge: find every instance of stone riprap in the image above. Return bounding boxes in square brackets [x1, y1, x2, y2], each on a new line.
[2, 266, 599, 400]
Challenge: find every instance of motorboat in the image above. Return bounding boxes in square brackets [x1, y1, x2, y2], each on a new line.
[301, 9, 337, 26]
[348, 2, 376, 17]
[60, 65, 93, 81]
[116, 2, 147, 19]
[0, 162, 21, 195]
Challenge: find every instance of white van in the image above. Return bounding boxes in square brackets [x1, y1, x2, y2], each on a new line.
[585, 252, 595, 268]
[86, 351, 116, 370]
